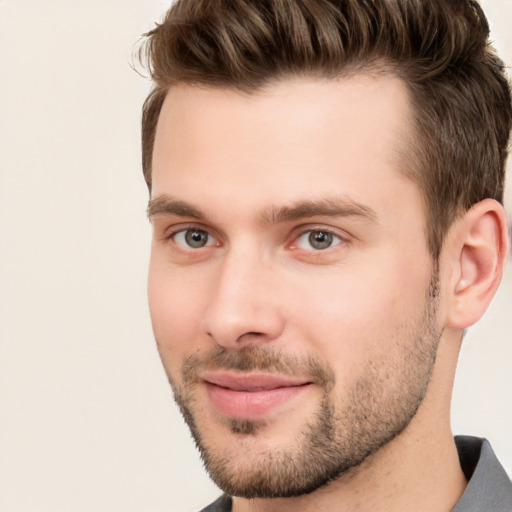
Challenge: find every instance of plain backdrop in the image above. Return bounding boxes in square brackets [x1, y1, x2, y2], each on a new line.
[0, 1, 511, 511]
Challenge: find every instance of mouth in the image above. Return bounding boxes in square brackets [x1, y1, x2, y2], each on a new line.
[201, 371, 314, 419]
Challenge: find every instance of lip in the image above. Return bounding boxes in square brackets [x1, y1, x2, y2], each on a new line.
[201, 372, 313, 419]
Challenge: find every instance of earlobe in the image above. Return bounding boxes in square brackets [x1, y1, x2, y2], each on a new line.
[446, 199, 509, 330]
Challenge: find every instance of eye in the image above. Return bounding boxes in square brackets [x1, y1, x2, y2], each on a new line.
[172, 228, 215, 249]
[295, 230, 343, 250]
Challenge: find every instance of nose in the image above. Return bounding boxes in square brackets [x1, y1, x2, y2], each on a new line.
[203, 251, 285, 348]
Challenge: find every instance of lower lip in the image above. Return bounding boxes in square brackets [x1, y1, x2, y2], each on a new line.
[205, 382, 311, 419]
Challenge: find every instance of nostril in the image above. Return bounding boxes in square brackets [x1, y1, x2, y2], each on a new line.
[204, 303, 285, 348]
[236, 331, 266, 343]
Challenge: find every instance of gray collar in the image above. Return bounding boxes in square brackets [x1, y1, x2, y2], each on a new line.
[452, 436, 512, 512]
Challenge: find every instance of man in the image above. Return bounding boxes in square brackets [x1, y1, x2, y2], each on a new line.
[140, 0, 512, 510]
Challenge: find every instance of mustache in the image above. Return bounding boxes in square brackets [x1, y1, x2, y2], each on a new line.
[181, 346, 335, 390]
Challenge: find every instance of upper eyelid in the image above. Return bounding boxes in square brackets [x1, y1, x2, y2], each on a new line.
[169, 226, 210, 238]
[296, 229, 344, 240]
[292, 229, 345, 249]
[157, 221, 351, 246]
[166, 227, 221, 253]
[292, 224, 351, 240]
[163, 223, 218, 240]
[173, 228, 216, 248]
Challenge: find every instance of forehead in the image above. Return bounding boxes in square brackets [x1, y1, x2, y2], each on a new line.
[151, 75, 417, 220]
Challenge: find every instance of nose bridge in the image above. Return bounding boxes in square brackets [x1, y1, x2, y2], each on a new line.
[204, 243, 283, 347]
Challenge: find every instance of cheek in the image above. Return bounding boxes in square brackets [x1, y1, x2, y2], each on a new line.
[148, 261, 210, 372]
[283, 254, 431, 367]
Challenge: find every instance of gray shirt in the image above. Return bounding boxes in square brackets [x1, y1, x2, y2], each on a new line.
[453, 436, 512, 511]
[201, 437, 512, 511]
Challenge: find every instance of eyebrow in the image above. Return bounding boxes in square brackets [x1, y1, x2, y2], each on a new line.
[260, 198, 378, 224]
[147, 196, 205, 220]
[147, 194, 378, 224]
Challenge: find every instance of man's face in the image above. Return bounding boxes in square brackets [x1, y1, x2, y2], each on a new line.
[148, 76, 441, 498]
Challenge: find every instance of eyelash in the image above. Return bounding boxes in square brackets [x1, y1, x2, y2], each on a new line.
[167, 226, 219, 249]
[165, 225, 347, 253]
[293, 229, 346, 251]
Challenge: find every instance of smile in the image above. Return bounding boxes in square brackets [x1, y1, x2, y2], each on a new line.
[201, 372, 313, 419]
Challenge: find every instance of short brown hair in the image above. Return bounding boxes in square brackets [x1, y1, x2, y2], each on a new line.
[139, 0, 511, 258]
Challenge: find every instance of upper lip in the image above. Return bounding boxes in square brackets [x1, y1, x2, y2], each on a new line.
[201, 371, 312, 391]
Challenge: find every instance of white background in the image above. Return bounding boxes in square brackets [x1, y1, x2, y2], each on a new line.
[0, 1, 511, 511]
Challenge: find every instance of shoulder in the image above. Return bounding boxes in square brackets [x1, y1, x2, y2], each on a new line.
[199, 495, 232, 512]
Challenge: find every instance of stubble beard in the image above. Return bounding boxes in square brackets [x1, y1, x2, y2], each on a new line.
[165, 275, 441, 499]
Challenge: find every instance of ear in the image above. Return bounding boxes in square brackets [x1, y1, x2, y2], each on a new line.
[445, 199, 510, 330]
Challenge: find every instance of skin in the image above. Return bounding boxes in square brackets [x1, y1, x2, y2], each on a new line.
[147, 75, 508, 511]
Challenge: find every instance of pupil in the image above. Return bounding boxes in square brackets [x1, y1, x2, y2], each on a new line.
[309, 231, 332, 249]
[186, 229, 207, 247]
